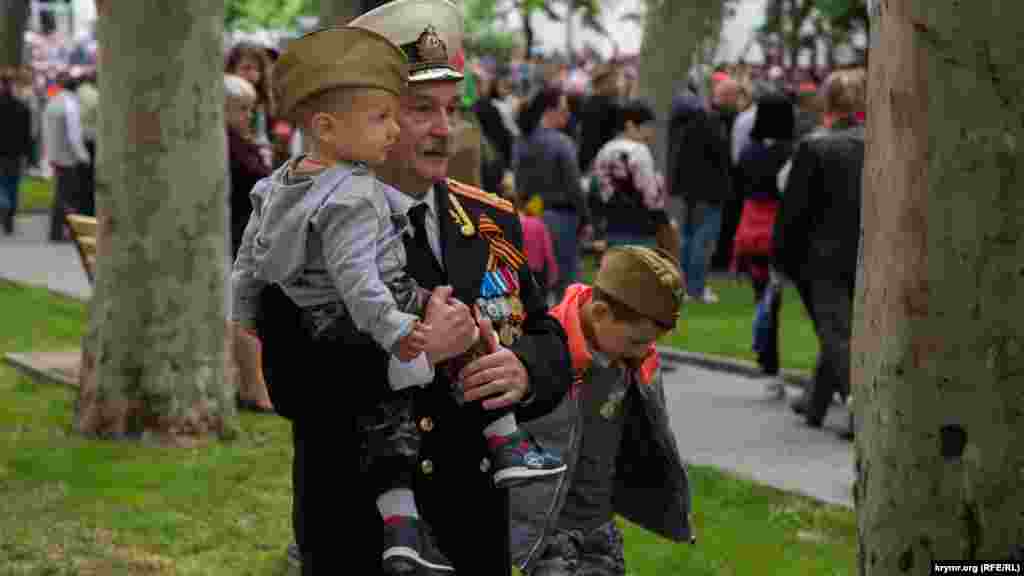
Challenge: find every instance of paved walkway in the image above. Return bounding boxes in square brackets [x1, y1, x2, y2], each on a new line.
[661, 362, 853, 508]
[0, 213, 854, 508]
[0, 214, 92, 301]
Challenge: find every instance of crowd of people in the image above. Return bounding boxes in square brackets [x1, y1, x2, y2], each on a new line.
[455, 48, 867, 444]
[2, 2, 868, 573]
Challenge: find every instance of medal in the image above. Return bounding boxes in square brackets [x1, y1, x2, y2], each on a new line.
[486, 298, 503, 321]
[497, 297, 512, 319]
[498, 266, 518, 294]
[491, 269, 509, 294]
[509, 296, 523, 317]
[481, 272, 500, 298]
[500, 323, 515, 346]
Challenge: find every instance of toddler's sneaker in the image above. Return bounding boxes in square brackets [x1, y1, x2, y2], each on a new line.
[488, 429, 567, 488]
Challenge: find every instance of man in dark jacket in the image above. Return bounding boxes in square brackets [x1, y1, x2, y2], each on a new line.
[774, 68, 866, 438]
[667, 77, 735, 302]
[0, 71, 32, 235]
[517, 87, 593, 301]
[576, 61, 623, 174]
[258, 2, 574, 574]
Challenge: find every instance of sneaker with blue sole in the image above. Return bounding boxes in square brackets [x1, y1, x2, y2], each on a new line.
[489, 429, 567, 489]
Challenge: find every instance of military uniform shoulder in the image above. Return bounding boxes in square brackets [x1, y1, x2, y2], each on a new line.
[446, 179, 515, 214]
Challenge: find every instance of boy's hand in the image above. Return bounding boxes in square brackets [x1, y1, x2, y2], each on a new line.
[395, 321, 431, 362]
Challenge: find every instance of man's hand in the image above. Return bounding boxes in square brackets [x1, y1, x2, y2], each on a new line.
[458, 315, 530, 410]
[422, 286, 478, 365]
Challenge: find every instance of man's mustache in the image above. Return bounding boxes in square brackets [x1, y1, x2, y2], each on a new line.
[420, 137, 453, 157]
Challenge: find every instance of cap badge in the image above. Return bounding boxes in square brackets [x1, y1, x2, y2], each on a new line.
[415, 25, 448, 62]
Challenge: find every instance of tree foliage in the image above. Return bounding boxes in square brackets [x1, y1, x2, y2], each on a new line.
[463, 0, 608, 54]
[756, 0, 867, 67]
[225, 0, 316, 30]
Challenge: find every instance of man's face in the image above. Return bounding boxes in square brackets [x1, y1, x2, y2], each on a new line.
[712, 80, 739, 113]
[392, 81, 460, 185]
[550, 94, 570, 130]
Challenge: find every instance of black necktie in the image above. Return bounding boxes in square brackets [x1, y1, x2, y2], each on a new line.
[405, 203, 444, 288]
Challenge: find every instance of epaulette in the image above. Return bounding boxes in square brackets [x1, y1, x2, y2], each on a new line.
[447, 179, 515, 214]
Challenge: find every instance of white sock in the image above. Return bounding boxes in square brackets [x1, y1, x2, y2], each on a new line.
[377, 488, 419, 521]
[483, 413, 518, 439]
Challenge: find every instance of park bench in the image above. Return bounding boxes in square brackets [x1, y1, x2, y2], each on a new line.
[65, 213, 98, 285]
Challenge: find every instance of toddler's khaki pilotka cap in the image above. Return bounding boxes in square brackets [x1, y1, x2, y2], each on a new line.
[272, 26, 409, 119]
[594, 246, 685, 330]
[348, 0, 464, 84]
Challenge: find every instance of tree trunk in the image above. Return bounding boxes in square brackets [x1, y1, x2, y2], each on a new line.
[853, 0, 1024, 574]
[636, 0, 726, 171]
[320, 0, 374, 27]
[76, 0, 233, 444]
[1, 0, 29, 68]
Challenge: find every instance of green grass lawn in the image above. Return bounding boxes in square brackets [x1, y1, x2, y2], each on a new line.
[0, 280, 854, 574]
[18, 176, 53, 214]
[579, 254, 820, 375]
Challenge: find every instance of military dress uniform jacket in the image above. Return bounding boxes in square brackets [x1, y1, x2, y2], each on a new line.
[257, 178, 573, 575]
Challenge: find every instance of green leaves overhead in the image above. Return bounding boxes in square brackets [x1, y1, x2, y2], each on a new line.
[225, 0, 315, 31]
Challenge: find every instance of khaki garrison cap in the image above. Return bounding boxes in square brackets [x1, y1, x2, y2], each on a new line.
[594, 246, 685, 330]
[349, 0, 464, 84]
[273, 26, 409, 119]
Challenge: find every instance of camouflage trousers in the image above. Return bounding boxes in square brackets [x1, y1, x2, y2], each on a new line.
[356, 389, 421, 493]
[530, 521, 626, 576]
[303, 302, 422, 493]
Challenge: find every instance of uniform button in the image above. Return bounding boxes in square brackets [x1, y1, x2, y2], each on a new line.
[480, 457, 491, 473]
[421, 459, 434, 475]
[419, 417, 434, 432]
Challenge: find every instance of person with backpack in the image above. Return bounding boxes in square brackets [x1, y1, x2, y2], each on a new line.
[590, 99, 672, 253]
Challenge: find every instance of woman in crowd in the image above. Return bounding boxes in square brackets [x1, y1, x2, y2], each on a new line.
[590, 99, 671, 251]
[731, 93, 797, 393]
[224, 42, 276, 155]
[474, 65, 519, 196]
[224, 73, 274, 413]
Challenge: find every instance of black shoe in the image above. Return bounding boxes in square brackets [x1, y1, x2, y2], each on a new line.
[790, 400, 823, 428]
[286, 542, 302, 568]
[490, 429, 566, 489]
[804, 413, 824, 428]
[382, 516, 454, 574]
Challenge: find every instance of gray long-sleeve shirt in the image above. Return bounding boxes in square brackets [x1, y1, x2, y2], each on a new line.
[515, 127, 591, 226]
[231, 160, 424, 352]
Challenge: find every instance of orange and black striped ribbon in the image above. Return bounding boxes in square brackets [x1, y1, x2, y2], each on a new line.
[478, 214, 526, 271]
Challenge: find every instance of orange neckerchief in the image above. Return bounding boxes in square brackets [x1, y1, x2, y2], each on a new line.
[550, 284, 660, 388]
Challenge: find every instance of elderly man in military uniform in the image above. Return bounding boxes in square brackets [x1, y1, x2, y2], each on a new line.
[257, 1, 573, 574]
